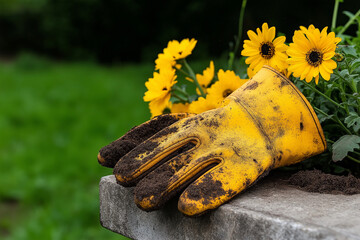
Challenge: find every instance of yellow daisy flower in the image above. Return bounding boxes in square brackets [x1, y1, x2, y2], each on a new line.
[171, 102, 190, 113]
[207, 69, 248, 106]
[154, 38, 197, 71]
[188, 96, 218, 114]
[186, 60, 214, 94]
[287, 25, 341, 84]
[195, 60, 215, 94]
[163, 38, 197, 60]
[188, 70, 247, 114]
[144, 68, 177, 117]
[241, 23, 288, 74]
[247, 67, 256, 78]
[155, 53, 177, 71]
[149, 101, 171, 118]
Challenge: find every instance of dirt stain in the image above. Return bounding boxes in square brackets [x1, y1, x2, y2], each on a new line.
[244, 81, 259, 90]
[116, 141, 195, 187]
[99, 114, 180, 168]
[186, 174, 226, 205]
[273, 105, 280, 111]
[300, 112, 304, 131]
[280, 77, 289, 88]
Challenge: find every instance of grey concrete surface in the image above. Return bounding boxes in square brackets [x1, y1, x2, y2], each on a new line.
[99, 174, 360, 240]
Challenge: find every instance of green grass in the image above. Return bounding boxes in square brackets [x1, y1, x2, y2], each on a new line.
[0, 59, 153, 239]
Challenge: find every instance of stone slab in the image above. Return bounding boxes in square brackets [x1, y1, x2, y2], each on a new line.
[99, 174, 360, 240]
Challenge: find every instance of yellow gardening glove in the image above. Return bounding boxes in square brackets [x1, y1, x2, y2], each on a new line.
[98, 66, 327, 217]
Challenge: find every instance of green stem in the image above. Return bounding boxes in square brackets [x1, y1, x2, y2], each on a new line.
[313, 106, 328, 116]
[333, 121, 353, 136]
[182, 59, 206, 97]
[351, 80, 358, 93]
[313, 106, 352, 134]
[338, 9, 360, 35]
[172, 85, 190, 98]
[334, 70, 360, 114]
[172, 92, 188, 102]
[339, 83, 350, 115]
[349, 80, 360, 114]
[302, 80, 345, 109]
[177, 67, 192, 78]
[352, 150, 360, 157]
[331, 0, 340, 32]
[347, 155, 360, 164]
[228, 0, 247, 70]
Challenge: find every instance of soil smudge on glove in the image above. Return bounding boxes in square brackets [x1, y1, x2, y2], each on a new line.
[99, 114, 180, 168]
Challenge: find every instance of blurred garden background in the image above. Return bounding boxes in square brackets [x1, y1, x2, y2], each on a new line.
[0, 0, 359, 239]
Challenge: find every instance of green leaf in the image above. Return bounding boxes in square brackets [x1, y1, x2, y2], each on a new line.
[332, 165, 348, 174]
[343, 11, 355, 19]
[317, 113, 334, 123]
[345, 112, 360, 132]
[338, 69, 351, 79]
[189, 94, 199, 102]
[170, 96, 179, 103]
[350, 58, 360, 71]
[332, 135, 360, 162]
[340, 45, 358, 57]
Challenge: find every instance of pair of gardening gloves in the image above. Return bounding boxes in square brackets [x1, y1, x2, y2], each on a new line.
[97, 66, 327, 217]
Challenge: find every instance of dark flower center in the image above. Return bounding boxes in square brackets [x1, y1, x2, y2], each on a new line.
[223, 89, 233, 98]
[306, 49, 323, 67]
[260, 42, 275, 59]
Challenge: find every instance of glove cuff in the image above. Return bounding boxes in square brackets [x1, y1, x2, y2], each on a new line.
[227, 66, 327, 168]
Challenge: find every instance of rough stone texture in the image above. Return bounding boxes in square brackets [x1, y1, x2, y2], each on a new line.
[99, 175, 360, 240]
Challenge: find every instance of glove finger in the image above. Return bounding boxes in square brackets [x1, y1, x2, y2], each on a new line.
[98, 113, 193, 168]
[134, 148, 198, 211]
[113, 114, 204, 186]
[134, 150, 221, 211]
[178, 153, 274, 217]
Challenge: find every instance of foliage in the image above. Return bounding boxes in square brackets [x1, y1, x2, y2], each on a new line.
[1, 0, 358, 62]
[293, 30, 360, 175]
[142, 2, 360, 176]
[332, 135, 360, 161]
[14, 52, 51, 70]
[0, 0, 47, 13]
[0, 60, 144, 239]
